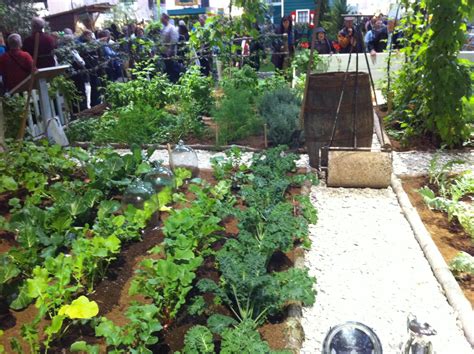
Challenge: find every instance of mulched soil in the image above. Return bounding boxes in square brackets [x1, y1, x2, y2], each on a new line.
[401, 176, 474, 307]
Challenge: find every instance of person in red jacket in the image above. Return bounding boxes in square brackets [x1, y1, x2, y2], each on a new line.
[23, 17, 56, 68]
[0, 34, 34, 92]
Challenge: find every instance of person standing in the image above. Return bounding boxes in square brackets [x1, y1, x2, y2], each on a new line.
[23, 17, 56, 68]
[338, 16, 363, 54]
[314, 27, 334, 54]
[160, 14, 179, 82]
[0, 34, 34, 92]
[78, 30, 101, 107]
[368, 18, 403, 57]
[271, 16, 294, 70]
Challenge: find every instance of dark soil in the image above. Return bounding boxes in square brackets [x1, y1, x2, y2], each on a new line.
[0, 170, 303, 352]
[401, 176, 474, 306]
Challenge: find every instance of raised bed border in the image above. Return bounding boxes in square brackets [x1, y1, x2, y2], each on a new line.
[391, 174, 474, 348]
[285, 176, 314, 352]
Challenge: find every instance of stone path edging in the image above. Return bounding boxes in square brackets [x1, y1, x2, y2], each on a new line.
[284, 177, 313, 353]
[391, 174, 474, 348]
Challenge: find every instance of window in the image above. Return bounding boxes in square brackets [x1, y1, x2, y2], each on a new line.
[296, 9, 310, 23]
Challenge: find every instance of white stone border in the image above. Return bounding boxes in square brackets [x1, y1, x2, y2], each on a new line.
[391, 174, 474, 348]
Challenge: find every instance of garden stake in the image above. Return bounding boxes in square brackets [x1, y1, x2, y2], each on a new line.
[17, 32, 40, 142]
[167, 143, 174, 170]
[299, 0, 322, 129]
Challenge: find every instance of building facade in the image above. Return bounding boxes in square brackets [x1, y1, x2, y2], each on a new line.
[270, 0, 320, 25]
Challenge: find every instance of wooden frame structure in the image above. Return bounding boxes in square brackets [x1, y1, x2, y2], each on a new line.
[44, 3, 113, 32]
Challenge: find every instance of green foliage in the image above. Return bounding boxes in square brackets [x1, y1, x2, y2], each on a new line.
[176, 66, 214, 117]
[182, 325, 215, 354]
[49, 76, 82, 113]
[259, 88, 300, 145]
[419, 155, 473, 238]
[212, 86, 262, 144]
[129, 252, 203, 324]
[0, 141, 168, 352]
[1, 95, 25, 139]
[291, 49, 329, 75]
[207, 314, 238, 335]
[70, 341, 100, 354]
[0, 0, 37, 35]
[105, 65, 171, 109]
[66, 118, 101, 142]
[320, 0, 352, 39]
[220, 320, 285, 354]
[390, 0, 474, 146]
[199, 244, 315, 324]
[187, 296, 206, 316]
[95, 303, 162, 353]
[221, 66, 260, 96]
[450, 252, 474, 277]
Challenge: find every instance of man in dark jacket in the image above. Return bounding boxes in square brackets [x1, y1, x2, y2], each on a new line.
[23, 17, 56, 68]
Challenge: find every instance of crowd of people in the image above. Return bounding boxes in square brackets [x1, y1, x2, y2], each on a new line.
[0, 12, 409, 113]
[0, 14, 208, 111]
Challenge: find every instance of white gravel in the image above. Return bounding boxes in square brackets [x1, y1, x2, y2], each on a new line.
[300, 183, 474, 354]
[393, 150, 474, 176]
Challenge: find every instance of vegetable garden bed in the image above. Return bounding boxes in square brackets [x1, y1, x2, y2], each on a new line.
[0, 143, 317, 353]
[401, 176, 474, 306]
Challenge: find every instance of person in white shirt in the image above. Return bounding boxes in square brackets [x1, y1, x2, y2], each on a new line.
[161, 13, 180, 82]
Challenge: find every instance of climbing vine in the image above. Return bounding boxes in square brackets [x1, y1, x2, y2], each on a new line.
[390, 0, 474, 147]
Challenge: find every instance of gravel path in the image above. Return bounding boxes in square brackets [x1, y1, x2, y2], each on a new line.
[300, 184, 473, 354]
[393, 150, 474, 176]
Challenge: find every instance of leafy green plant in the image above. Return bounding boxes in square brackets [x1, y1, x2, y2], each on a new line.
[212, 86, 262, 145]
[259, 88, 301, 145]
[390, 0, 474, 146]
[129, 248, 203, 325]
[219, 319, 285, 354]
[427, 154, 466, 198]
[450, 252, 474, 277]
[420, 155, 473, 238]
[96, 303, 162, 353]
[175, 66, 214, 117]
[105, 64, 171, 109]
[181, 325, 215, 354]
[199, 245, 316, 325]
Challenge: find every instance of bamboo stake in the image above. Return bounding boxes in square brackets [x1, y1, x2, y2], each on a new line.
[17, 32, 40, 141]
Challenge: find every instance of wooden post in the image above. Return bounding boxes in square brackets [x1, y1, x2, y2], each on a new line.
[17, 32, 40, 141]
[298, 0, 322, 130]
